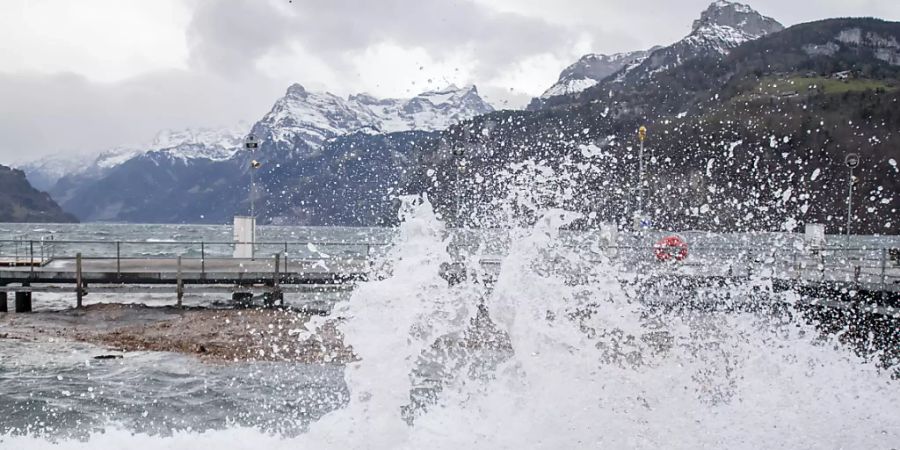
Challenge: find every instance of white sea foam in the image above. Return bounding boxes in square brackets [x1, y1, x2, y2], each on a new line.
[5, 195, 899, 449]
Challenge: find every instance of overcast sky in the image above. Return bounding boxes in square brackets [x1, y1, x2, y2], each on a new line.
[2, 0, 899, 163]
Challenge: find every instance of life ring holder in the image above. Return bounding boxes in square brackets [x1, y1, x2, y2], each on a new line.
[654, 235, 688, 262]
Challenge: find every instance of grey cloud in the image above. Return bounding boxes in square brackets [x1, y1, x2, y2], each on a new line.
[0, 70, 281, 160]
[187, 0, 580, 78]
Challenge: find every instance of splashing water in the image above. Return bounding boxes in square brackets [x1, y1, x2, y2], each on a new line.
[5, 196, 899, 449]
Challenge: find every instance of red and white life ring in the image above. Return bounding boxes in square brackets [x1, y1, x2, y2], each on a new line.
[654, 235, 688, 262]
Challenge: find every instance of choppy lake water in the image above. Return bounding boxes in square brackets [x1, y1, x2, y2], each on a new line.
[1, 215, 899, 449]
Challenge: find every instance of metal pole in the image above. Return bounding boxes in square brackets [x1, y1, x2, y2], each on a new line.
[176, 255, 183, 307]
[200, 241, 206, 280]
[75, 253, 83, 308]
[116, 241, 121, 279]
[638, 139, 644, 222]
[250, 168, 255, 218]
[456, 162, 462, 226]
[846, 167, 853, 247]
[29, 241, 34, 277]
[881, 247, 888, 301]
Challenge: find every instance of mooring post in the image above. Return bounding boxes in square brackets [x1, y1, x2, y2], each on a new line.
[176, 255, 184, 307]
[15, 286, 31, 313]
[76, 252, 83, 308]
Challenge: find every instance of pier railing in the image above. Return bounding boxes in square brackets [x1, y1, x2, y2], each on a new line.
[0, 238, 897, 293]
[0, 238, 389, 276]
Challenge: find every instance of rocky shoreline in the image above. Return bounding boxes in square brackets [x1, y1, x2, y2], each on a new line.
[0, 303, 353, 364]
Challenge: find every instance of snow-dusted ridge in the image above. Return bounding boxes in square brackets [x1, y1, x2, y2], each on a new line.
[21, 85, 494, 188]
[536, 1, 782, 103]
[541, 49, 659, 99]
[255, 84, 495, 149]
[685, 0, 784, 55]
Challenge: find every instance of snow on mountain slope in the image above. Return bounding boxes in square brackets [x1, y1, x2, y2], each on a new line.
[20, 125, 249, 189]
[149, 125, 249, 163]
[254, 84, 494, 150]
[541, 49, 659, 99]
[623, 1, 783, 82]
[684, 0, 784, 55]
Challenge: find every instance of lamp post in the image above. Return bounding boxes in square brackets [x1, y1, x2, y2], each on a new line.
[452, 146, 465, 226]
[635, 125, 648, 231]
[245, 134, 260, 217]
[844, 153, 859, 246]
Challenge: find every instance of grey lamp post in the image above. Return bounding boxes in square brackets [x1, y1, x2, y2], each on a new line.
[452, 146, 465, 226]
[844, 153, 859, 246]
[635, 125, 648, 231]
[245, 134, 260, 217]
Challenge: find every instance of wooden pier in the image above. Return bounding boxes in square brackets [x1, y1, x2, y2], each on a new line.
[0, 237, 897, 316]
[0, 238, 374, 312]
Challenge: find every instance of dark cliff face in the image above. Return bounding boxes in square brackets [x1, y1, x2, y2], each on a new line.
[0, 164, 77, 223]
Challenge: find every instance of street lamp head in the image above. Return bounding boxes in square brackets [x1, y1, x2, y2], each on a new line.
[245, 134, 260, 150]
[250, 160, 261, 169]
[638, 126, 647, 142]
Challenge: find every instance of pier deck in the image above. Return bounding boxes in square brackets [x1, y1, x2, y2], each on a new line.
[0, 237, 897, 315]
[0, 257, 368, 285]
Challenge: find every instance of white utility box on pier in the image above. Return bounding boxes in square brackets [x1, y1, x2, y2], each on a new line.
[804, 223, 826, 248]
[599, 223, 619, 257]
[233, 216, 256, 259]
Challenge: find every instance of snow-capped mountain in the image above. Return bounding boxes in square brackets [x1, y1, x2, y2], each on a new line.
[531, 1, 781, 110]
[624, 1, 783, 81]
[540, 49, 660, 99]
[685, 0, 784, 54]
[146, 125, 249, 163]
[20, 125, 248, 190]
[19, 148, 141, 191]
[253, 84, 494, 151]
[37, 83, 494, 223]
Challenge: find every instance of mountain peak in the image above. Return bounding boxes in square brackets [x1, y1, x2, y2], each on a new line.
[692, 1, 783, 39]
[538, 48, 659, 99]
[286, 83, 307, 96]
[257, 84, 494, 149]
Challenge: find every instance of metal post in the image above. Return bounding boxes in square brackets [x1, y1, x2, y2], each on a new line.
[75, 253, 83, 308]
[116, 241, 121, 279]
[636, 126, 647, 231]
[638, 139, 644, 220]
[250, 168, 255, 218]
[274, 253, 280, 288]
[200, 241, 206, 280]
[176, 255, 183, 307]
[881, 247, 888, 300]
[29, 240, 34, 277]
[846, 167, 853, 246]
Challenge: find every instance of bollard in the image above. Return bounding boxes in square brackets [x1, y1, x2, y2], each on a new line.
[15, 289, 32, 313]
[0, 292, 7, 312]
